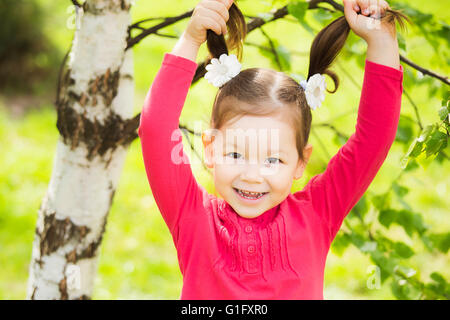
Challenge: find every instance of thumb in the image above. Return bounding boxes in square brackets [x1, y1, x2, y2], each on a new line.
[343, 0, 357, 28]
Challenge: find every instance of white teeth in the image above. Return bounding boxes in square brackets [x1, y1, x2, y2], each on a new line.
[236, 188, 266, 199]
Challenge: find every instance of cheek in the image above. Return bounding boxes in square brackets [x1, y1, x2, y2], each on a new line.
[214, 163, 238, 184]
[263, 166, 295, 191]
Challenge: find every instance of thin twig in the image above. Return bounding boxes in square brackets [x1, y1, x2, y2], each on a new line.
[129, 17, 169, 29]
[402, 88, 424, 130]
[154, 32, 179, 39]
[336, 61, 362, 90]
[259, 27, 283, 71]
[313, 123, 349, 141]
[180, 126, 211, 175]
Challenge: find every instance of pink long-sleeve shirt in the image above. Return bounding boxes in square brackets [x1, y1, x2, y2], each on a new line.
[138, 53, 403, 299]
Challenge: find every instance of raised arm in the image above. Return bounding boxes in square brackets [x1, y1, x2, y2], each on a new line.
[138, 0, 232, 243]
[138, 53, 205, 241]
[298, 0, 404, 241]
[303, 59, 403, 241]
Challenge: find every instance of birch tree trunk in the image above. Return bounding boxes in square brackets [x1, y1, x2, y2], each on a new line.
[27, 0, 136, 299]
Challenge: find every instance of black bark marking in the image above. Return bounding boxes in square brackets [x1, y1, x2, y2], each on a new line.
[37, 213, 92, 257]
[56, 68, 138, 160]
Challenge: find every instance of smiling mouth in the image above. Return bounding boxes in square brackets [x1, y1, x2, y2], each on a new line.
[233, 188, 268, 200]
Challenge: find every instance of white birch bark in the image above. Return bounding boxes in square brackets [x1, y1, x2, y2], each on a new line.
[27, 0, 135, 299]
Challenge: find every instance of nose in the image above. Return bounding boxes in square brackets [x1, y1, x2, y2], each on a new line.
[240, 163, 264, 183]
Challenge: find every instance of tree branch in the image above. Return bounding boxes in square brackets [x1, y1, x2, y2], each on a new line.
[126, 10, 193, 49]
[400, 55, 449, 86]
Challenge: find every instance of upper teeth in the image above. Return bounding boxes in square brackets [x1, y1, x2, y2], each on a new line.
[237, 189, 264, 195]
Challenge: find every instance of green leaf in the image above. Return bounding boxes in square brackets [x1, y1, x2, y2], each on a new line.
[392, 182, 409, 198]
[378, 209, 397, 228]
[330, 232, 351, 257]
[418, 124, 435, 144]
[393, 242, 414, 258]
[287, 1, 308, 22]
[429, 272, 448, 297]
[404, 158, 419, 172]
[370, 250, 396, 283]
[430, 272, 447, 285]
[379, 209, 427, 236]
[425, 130, 447, 158]
[429, 232, 450, 253]
[287, 1, 313, 33]
[400, 138, 423, 169]
[391, 279, 410, 299]
[353, 195, 369, 219]
[372, 192, 391, 211]
[349, 231, 366, 249]
[438, 107, 449, 121]
[443, 91, 450, 106]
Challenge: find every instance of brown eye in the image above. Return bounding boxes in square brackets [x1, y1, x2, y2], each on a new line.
[226, 152, 242, 159]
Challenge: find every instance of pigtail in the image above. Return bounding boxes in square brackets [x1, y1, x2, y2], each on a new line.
[206, 2, 247, 61]
[193, 2, 246, 84]
[307, 10, 410, 94]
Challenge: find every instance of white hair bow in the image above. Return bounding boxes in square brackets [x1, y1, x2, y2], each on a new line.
[204, 53, 242, 88]
[300, 74, 327, 110]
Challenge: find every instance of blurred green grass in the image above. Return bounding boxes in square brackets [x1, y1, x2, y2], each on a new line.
[0, 0, 448, 299]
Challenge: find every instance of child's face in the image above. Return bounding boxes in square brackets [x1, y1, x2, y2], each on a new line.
[202, 113, 313, 219]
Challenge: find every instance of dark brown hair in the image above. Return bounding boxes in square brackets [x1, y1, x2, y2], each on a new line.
[206, 3, 409, 163]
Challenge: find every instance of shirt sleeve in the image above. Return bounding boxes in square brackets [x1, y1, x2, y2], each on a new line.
[299, 59, 404, 242]
[138, 53, 206, 243]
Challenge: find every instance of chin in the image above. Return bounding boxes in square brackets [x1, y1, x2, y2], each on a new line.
[234, 207, 265, 219]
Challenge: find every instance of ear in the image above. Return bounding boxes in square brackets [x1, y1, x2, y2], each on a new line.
[293, 143, 313, 180]
[202, 130, 215, 168]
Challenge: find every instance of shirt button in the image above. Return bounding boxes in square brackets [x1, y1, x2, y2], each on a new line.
[245, 226, 252, 233]
[247, 245, 255, 253]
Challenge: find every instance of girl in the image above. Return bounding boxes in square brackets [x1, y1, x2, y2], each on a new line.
[138, 0, 407, 299]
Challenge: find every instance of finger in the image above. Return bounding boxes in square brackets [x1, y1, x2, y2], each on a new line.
[356, 0, 370, 16]
[202, 0, 230, 23]
[343, 0, 358, 25]
[202, 16, 224, 35]
[198, 6, 227, 34]
[369, 0, 380, 17]
[369, 0, 386, 18]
